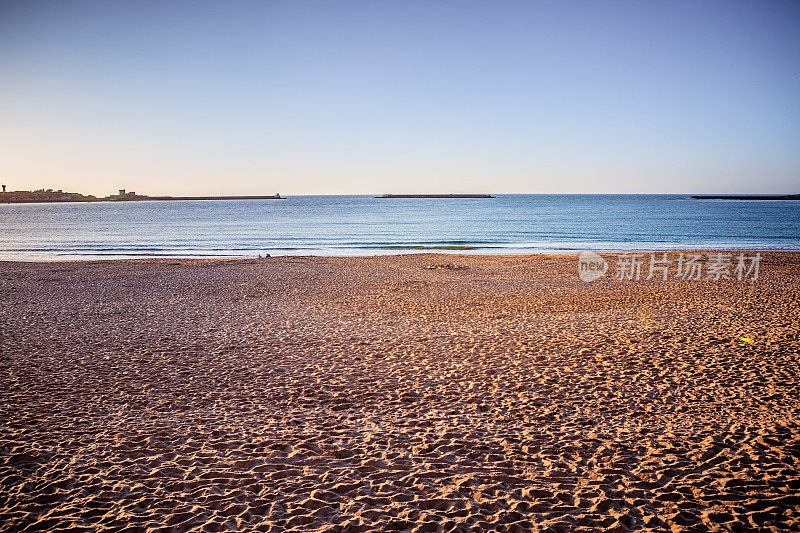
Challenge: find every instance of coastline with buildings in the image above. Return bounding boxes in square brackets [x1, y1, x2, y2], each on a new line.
[0, 186, 283, 203]
[0, 185, 99, 203]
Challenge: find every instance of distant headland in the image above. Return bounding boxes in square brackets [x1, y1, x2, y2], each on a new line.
[691, 194, 800, 200]
[0, 186, 283, 203]
[376, 194, 495, 199]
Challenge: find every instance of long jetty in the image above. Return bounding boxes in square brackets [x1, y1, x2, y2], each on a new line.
[691, 194, 799, 200]
[376, 194, 494, 199]
[141, 195, 283, 201]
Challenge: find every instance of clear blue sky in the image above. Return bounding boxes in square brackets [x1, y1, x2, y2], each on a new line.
[1, 0, 798, 195]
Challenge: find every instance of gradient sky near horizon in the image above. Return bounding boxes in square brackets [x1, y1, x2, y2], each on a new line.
[1, 0, 799, 196]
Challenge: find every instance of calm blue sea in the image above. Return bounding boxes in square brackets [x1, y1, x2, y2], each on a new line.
[1, 195, 798, 260]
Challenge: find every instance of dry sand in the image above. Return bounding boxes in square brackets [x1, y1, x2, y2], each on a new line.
[1, 253, 798, 532]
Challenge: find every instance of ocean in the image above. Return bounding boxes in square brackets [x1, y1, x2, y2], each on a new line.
[1, 194, 798, 260]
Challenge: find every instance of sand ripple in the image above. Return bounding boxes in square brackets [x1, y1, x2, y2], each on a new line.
[1, 253, 799, 531]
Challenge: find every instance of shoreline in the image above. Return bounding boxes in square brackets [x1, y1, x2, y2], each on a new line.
[2, 247, 799, 263]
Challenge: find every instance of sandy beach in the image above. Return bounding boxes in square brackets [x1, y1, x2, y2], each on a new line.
[1, 252, 798, 532]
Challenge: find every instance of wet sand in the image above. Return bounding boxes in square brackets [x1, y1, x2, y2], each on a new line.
[1, 253, 798, 532]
